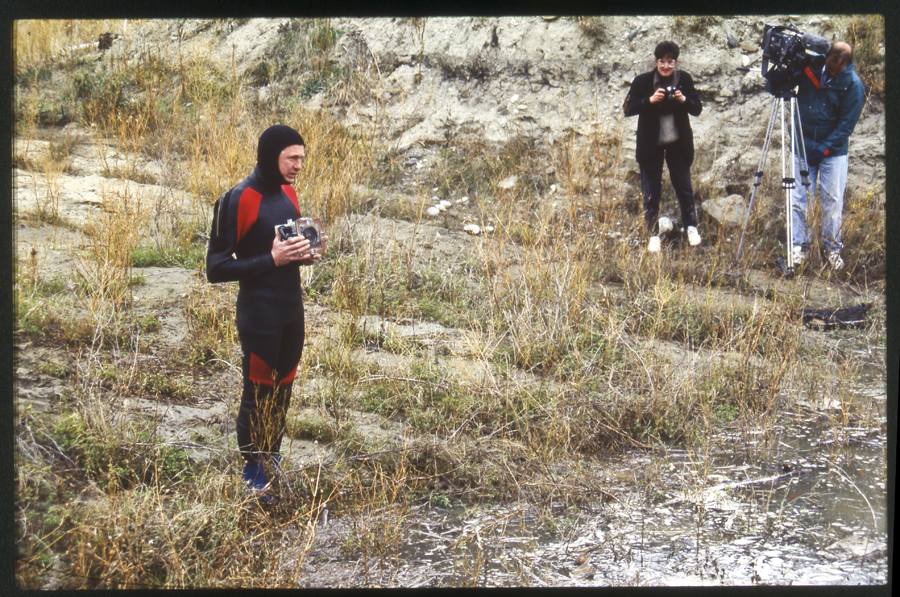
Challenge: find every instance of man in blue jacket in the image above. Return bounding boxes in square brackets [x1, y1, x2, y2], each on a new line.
[789, 41, 865, 270]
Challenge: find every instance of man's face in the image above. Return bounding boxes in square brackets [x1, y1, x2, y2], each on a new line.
[656, 55, 677, 77]
[278, 144, 305, 184]
[824, 52, 848, 78]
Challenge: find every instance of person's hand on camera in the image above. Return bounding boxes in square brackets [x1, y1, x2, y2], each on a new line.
[296, 234, 328, 266]
[673, 89, 686, 103]
[271, 227, 312, 266]
[807, 148, 828, 167]
[648, 88, 666, 104]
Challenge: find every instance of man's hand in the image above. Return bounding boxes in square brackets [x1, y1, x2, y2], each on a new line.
[807, 148, 828, 167]
[271, 227, 312, 266]
[296, 234, 329, 266]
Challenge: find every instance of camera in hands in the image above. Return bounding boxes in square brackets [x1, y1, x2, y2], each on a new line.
[664, 85, 680, 100]
[278, 217, 325, 254]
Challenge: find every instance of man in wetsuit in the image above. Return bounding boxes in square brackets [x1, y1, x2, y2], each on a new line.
[206, 124, 323, 499]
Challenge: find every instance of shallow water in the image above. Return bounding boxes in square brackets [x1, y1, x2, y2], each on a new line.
[299, 328, 888, 588]
[377, 369, 888, 587]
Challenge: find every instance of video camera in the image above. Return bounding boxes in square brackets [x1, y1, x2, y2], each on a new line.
[761, 24, 829, 81]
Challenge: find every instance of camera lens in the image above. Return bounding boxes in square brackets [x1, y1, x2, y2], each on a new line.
[301, 226, 318, 246]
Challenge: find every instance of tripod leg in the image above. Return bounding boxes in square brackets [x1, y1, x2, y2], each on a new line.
[735, 97, 779, 262]
[793, 97, 811, 189]
[785, 98, 795, 271]
[784, 97, 812, 274]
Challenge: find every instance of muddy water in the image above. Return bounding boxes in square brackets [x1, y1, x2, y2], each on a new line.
[342, 369, 888, 587]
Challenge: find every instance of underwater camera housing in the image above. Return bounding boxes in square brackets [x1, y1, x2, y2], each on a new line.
[278, 217, 325, 255]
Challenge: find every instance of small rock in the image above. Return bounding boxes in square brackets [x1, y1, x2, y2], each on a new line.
[727, 33, 739, 47]
[457, 196, 469, 205]
[740, 42, 758, 53]
[426, 206, 440, 218]
[700, 194, 748, 226]
[498, 175, 517, 189]
[463, 224, 482, 235]
[440, 200, 452, 208]
[571, 563, 595, 579]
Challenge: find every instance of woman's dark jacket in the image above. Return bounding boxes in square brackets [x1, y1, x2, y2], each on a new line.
[623, 69, 702, 166]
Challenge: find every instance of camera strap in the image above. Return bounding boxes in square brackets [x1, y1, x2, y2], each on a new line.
[652, 70, 680, 91]
[803, 67, 821, 89]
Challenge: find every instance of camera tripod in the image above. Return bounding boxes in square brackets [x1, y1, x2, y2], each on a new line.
[734, 89, 812, 276]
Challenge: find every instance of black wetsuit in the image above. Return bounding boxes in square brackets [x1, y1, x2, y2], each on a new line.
[207, 165, 304, 466]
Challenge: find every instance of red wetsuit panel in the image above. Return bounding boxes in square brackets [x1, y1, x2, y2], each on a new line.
[282, 184, 300, 216]
[278, 364, 299, 388]
[248, 352, 274, 387]
[236, 188, 263, 246]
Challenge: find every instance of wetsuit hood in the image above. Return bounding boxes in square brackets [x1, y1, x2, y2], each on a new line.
[256, 125, 305, 187]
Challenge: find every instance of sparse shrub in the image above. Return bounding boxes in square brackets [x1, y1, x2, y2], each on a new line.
[672, 15, 721, 35]
[182, 274, 237, 365]
[575, 16, 605, 39]
[287, 412, 337, 442]
[132, 242, 206, 269]
[838, 184, 886, 285]
[842, 14, 885, 97]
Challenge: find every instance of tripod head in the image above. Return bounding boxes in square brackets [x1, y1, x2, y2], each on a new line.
[767, 85, 798, 100]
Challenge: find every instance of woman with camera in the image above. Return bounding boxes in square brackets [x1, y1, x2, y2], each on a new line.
[624, 40, 703, 252]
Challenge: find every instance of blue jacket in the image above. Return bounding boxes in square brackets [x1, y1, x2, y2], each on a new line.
[792, 61, 865, 157]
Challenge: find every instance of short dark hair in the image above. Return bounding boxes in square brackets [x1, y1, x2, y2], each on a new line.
[654, 41, 680, 61]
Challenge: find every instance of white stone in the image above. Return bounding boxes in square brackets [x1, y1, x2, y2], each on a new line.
[463, 223, 482, 235]
[426, 206, 441, 217]
[498, 175, 518, 189]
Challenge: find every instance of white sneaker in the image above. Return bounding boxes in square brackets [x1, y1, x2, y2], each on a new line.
[686, 226, 701, 246]
[658, 216, 674, 234]
[791, 245, 806, 265]
[647, 236, 661, 253]
[827, 251, 844, 270]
